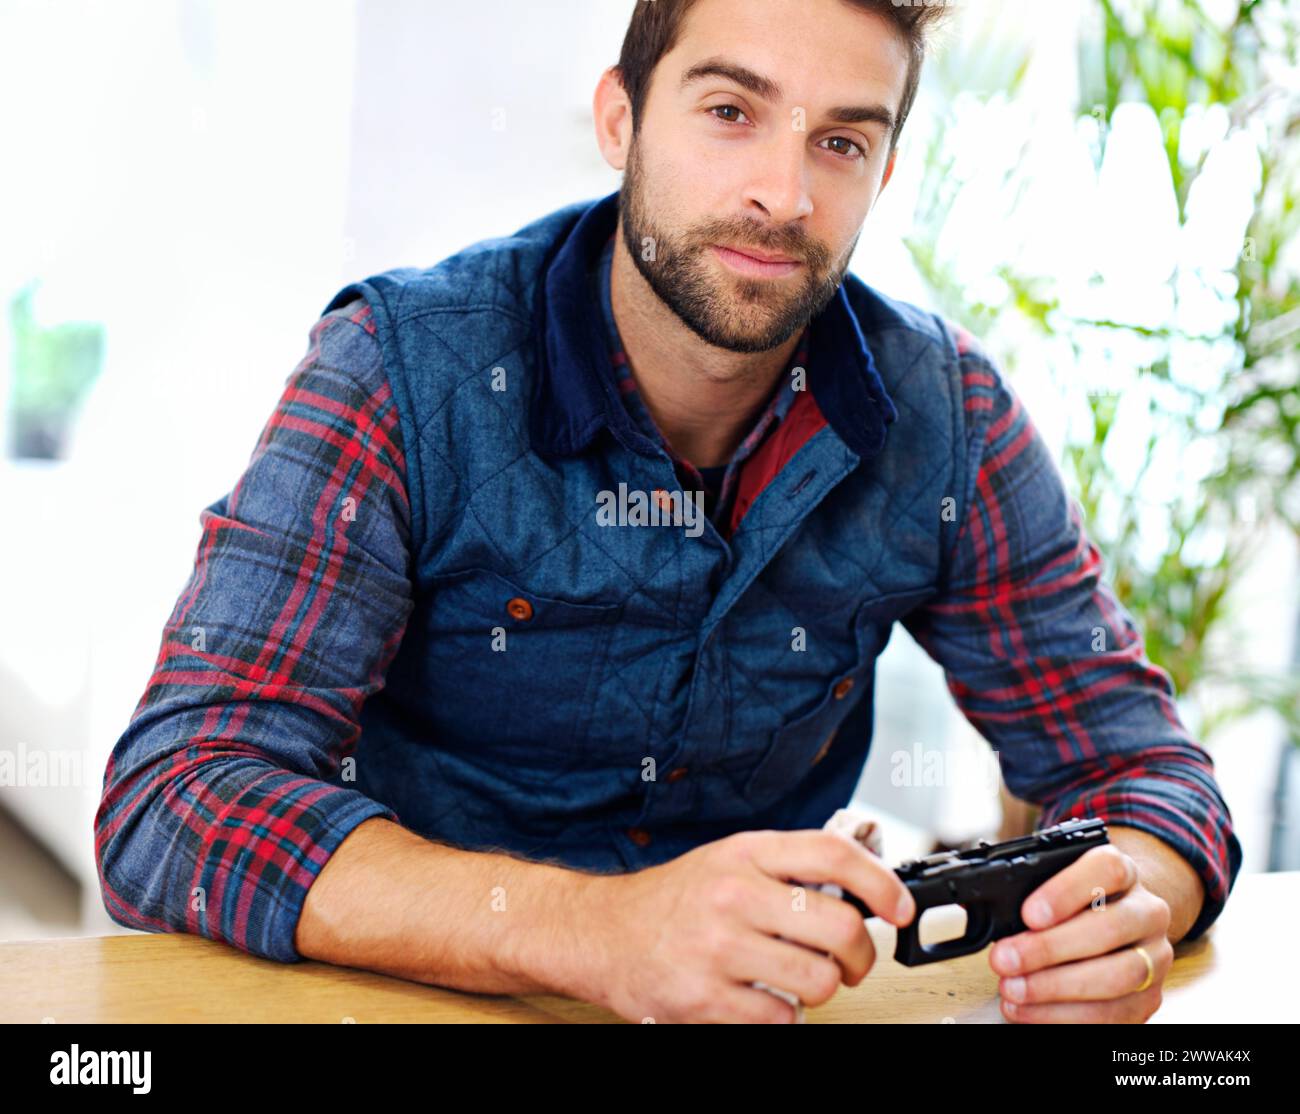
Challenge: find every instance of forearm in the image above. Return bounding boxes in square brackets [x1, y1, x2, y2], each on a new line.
[1108, 825, 1206, 944]
[293, 817, 612, 998]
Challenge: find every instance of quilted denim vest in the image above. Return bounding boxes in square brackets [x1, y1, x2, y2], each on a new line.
[321, 189, 971, 871]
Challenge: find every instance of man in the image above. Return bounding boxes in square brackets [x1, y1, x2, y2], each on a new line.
[95, 0, 1241, 1024]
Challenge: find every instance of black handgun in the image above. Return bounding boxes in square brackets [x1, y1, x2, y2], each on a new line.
[839, 817, 1109, 966]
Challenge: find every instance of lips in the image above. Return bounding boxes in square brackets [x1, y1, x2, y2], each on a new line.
[717, 243, 800, 264]
[711, 243, 804, 278]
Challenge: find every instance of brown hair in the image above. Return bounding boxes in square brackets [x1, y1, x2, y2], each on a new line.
[615, 0, 951, 152]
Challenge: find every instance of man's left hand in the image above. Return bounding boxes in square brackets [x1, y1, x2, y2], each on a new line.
[989, 843, 1174, 1023]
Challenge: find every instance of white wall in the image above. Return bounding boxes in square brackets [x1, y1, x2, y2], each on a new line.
[0, 0, 362, 924]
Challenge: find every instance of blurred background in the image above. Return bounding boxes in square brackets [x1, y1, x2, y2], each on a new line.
[1, 0, 1296, 942]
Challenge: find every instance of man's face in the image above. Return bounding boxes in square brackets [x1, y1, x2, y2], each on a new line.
[618, 0, 909, 354]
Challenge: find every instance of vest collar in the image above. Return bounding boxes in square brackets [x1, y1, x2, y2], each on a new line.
[529, 189, 897, 463]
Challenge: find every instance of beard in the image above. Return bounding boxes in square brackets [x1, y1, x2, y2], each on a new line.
[617, 136, 856, 354]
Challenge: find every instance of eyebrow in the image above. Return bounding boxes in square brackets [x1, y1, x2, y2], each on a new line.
[679, 55, 896, 134]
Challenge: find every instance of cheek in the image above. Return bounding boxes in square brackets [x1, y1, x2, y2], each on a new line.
[647, 124, 757, 207]
[863, 158, 893, 200]
[820, 221, 864, 271]
[654, 150, 716, 214]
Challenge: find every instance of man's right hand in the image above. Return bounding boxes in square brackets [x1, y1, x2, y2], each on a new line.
[581, 829, 916, 1023]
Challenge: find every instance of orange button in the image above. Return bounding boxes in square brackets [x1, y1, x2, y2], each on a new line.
[506, 597, 533, 621]
[627, 827, 652, 847]
[665, 767, 689, 784]
[833, 677, 855, 700]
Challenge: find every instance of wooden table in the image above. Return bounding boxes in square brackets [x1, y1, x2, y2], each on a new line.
[2, 872, 1295, 1023]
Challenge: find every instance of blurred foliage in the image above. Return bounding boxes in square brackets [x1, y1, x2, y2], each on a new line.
[907, 0, 1300, 744]
[7, 282, 104, 459]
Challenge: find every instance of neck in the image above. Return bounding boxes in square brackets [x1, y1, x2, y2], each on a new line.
[608, 230, 800, 469]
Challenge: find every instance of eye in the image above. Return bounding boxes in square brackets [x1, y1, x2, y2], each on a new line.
[708, 103, 751, 126]
[821, 135, 867, 160]
[708, 105, 867, 160]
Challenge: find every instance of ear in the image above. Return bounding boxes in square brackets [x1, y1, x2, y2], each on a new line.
[593, 66, 634, 172]
[879, 146, 898, 193]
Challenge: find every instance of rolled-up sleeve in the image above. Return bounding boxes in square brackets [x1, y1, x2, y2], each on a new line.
[94, 299, 412, 962]
[902, 339, 1242, 941]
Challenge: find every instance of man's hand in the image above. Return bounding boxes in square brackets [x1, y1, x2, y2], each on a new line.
[989, 843, 1174, 1023]
[584, 829, 916, 1023]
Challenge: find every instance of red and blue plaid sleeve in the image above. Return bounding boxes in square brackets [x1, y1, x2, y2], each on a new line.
[902, 336, 1242, 941]
[94, 299, 412, 962]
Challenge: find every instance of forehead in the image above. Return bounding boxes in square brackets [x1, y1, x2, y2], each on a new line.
[664, 0, 911, 108]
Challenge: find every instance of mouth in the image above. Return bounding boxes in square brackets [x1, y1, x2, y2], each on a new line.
[711, 243, 803, 278]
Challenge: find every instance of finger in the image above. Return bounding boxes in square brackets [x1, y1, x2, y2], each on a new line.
[1001, 983, 1164, 1024]
[748, 879, 877, 986]
[749, 876, 876, 983]
[989, 887, 1168, 976]
[1019, 844, 1138, 930]
[746, 829, 914, 926]
[721, 933, 845, 1007]
[998, 933, 1173, 1005]
[697, 984, 801, 1024]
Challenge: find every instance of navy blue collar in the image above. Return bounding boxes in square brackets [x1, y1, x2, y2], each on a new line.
[529, 189, 897, 462]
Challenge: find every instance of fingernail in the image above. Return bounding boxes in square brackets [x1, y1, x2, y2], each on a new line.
[1029, 897, 1052, 925]
[896, 892, 914, 922]
[1003, 999, 1018, 1016]
[1004, 977, 1025, 1002]
[997, 943, 1021, 973]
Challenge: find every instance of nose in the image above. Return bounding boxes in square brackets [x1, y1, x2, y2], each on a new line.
[741, 128, 814, 228]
